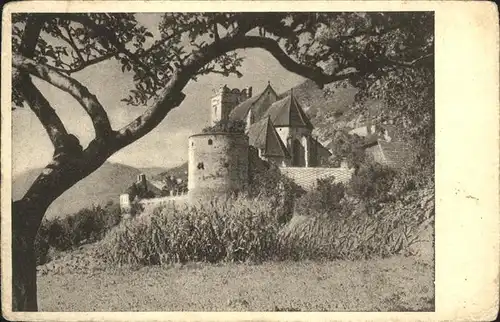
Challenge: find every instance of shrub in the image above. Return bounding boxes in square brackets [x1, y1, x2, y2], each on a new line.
[348, 162, 397, 214]
[294, 178, 351, 219]
[202, 119, 246, 134]
[127, 183, 156, 201]
[129, 198, 145, 217]
[390, 161, 434, 199]
[248, 164, 305, 224]
[327, 130, 367, 169]
[35, 201, 122, 258]
[277, 205, 424, 261]
[34, 219, 51, 265]
[97, 196, 284, 266]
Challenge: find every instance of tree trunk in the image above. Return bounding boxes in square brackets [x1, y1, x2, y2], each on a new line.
[11, 200, 43, 311]
[9, 147, 108, 311]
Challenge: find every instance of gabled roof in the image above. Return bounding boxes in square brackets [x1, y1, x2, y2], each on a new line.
[229, 83, 276, 121]
[247, 116, 290, 158]
[263, 91, 313, 129]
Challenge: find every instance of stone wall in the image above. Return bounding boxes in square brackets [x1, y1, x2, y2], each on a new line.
[279, 166, 355, 190]
[139, 194, 188, 212]
[188, 132, 249, 203]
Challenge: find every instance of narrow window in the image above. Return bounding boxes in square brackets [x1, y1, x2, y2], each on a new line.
[197, 162, 204, 170]
[208, 139, 213, 145]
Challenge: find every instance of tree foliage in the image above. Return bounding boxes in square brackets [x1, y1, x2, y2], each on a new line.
[11, 11, 434, 311]
[202, 119, 246, 134]
[294, 178, 350, 218]
[13, 12, 433, 110]
[348, 162, 397, 214]
[316, 12, 434, 166]
[326, 129, 367, 169]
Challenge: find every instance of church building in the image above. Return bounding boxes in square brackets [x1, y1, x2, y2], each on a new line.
[211, 83, 331, 167]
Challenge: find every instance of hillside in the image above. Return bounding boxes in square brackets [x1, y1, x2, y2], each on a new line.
[13, 162, 168, 219]
[282, 79, 387, 144]
[280, 79, 358, 120]
[279, 79, 377, 143]
[152, 162, 188, 182]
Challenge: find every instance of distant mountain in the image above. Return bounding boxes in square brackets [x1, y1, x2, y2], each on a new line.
[152, 162, 188, 182]
[137, 166, 171, 178]
[13, 162, 168, 219]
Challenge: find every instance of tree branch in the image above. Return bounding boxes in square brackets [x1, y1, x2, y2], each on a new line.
[13, 54, 113, 138]
[61, 14, 161, 85]
[215, 35, 358, 87]
[113, 34, 357, 151]
[16, 75, 69, 148]
[52, 52, 116, 74]
[382, 53, 434, 68]
[63, 25, 85, 62]
[114, 70, 186, 149]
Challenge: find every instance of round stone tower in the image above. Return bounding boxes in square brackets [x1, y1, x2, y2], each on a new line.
[188, 132, 249, 204]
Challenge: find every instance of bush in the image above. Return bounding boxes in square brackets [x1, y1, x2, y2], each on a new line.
[248, 164, 305, 224]
[127, 183, 156, 201]
[97, 196, 284, 266]
[348, 162, 397, 214]
[327, 130, 367, 169]
[202, 119, 246, 134]
[34, 201, 122, 262]
[294, 178, 351, 219]
[390, 161, 434, 199]
[277, 203, 425, 261]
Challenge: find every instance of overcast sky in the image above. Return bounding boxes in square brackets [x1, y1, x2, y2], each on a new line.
[12, 13, 306, 176]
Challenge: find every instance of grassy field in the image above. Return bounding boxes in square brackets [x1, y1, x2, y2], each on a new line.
[38, 255, 433, 312]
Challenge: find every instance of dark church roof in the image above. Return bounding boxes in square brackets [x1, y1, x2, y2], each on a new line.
[263, 91, 313, 129]
[247, 116, 290, 158]
[229, 83, 276, 121]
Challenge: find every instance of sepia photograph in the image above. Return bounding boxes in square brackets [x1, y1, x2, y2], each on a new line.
[1, 1, 498, 320]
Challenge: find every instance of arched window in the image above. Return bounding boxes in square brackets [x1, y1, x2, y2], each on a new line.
[208, 139, 213, 145]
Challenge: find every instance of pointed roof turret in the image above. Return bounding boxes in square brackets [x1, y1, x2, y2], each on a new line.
[263, 90, 313, 129]
[247, 116, 290, 158]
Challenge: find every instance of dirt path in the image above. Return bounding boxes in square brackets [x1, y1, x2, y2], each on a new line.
[38, 256, 433, 311]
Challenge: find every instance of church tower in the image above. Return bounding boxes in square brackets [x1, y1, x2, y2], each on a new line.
[211, 85, 252, 125]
